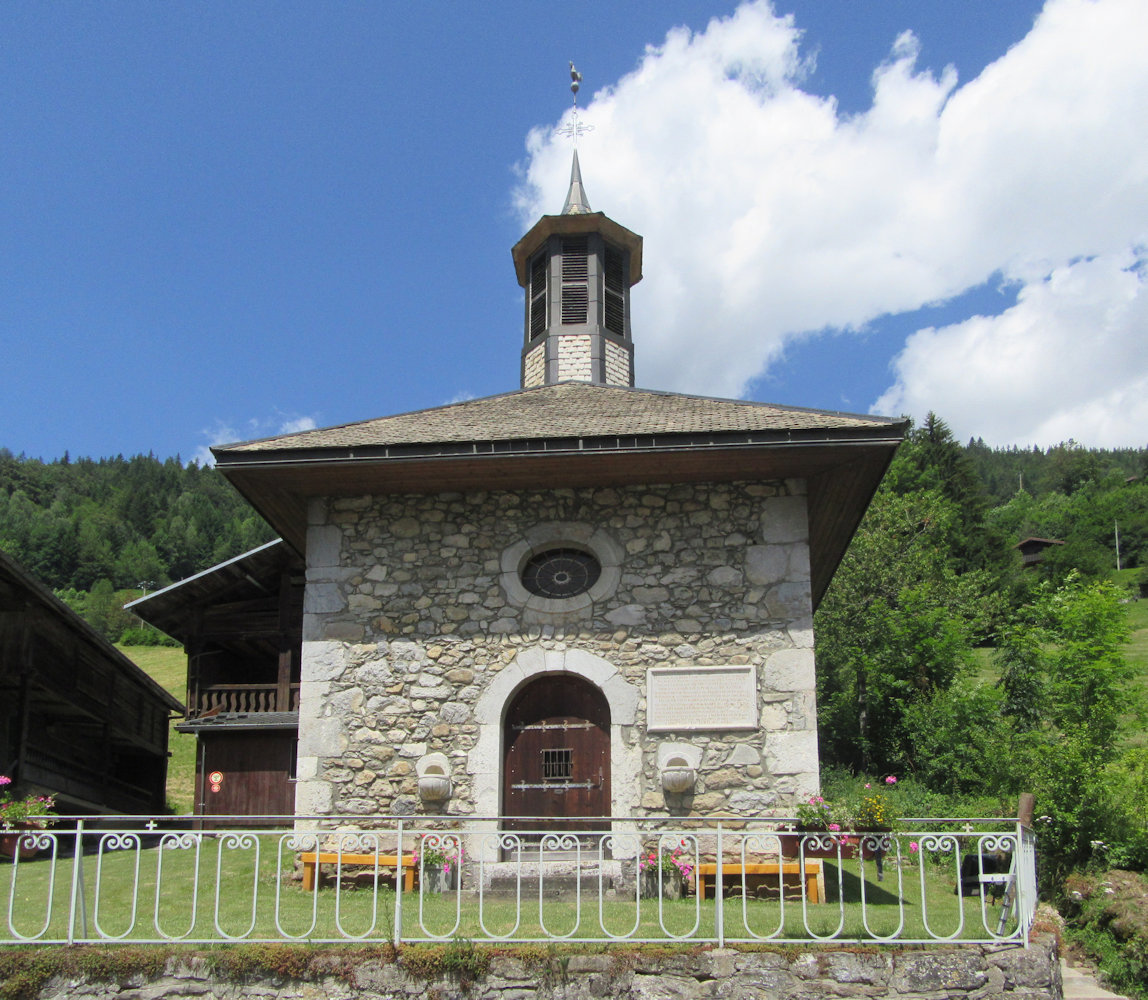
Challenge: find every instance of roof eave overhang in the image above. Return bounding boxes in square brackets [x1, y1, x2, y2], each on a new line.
[176, 715, 299, 734]
[216, 425, 905, 611]
[512, 212, 644, 286]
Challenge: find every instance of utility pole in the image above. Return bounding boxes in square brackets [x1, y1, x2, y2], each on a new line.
[1115, 520, 1121, 571]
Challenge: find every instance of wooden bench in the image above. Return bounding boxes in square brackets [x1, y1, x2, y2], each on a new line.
[300, 852, 417, 893]
[694, 860, 822, 903]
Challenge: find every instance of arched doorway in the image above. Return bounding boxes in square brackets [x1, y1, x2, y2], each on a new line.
[502, 673, 611, 833]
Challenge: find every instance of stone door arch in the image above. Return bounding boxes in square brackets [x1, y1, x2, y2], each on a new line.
[468, 647, 640, 852]
[502, 673, 610, 831]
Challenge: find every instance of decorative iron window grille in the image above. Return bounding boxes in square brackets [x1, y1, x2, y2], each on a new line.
[541, 748, 573, 781]
[520, 547, 601, 599]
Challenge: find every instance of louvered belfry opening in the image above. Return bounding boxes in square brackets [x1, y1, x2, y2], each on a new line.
[529, 253, 547, 340]
[560, 236, 589, 325]
[603, 244, 625, 337]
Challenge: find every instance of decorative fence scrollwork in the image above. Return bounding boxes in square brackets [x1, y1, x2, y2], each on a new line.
[0, 815, 1037, 948]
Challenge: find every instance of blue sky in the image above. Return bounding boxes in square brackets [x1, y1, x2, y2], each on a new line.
[3, 1, 1145, 464]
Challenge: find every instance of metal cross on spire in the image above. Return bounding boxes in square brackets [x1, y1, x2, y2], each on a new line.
[557, 62, 595, 148]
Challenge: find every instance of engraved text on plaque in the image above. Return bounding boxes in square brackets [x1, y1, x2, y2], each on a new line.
[646, 665, 757, 731]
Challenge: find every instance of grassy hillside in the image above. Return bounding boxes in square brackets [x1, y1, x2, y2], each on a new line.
[965, 576, 1147, 746]
[119, 645, 196, 814]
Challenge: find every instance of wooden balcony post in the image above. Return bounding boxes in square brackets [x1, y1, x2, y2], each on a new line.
[276, 569, 293, 712]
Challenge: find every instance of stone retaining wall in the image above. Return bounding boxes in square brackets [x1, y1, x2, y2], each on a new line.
[36, 940, 1062, 999]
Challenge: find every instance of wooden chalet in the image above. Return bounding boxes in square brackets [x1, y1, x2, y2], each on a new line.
[0, 549, 182, 815]
[127, 540, 304, 818]
[1013, 536, 1064, 569]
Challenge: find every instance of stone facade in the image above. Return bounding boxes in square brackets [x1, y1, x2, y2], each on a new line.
[296, 478, 819, 828]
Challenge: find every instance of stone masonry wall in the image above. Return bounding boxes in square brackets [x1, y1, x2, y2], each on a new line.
[522, 342, 545, 388]
[35, 941, 1062, 1000]
[296, 479, 818, 821]
[604, 339, 631, 385]
[555, 333, 593, 381]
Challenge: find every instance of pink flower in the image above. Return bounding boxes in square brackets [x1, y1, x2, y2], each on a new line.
[864, 783, 871, 789]
[885, 776, 897, 785]
[909, 842, 919, 853]
[828, 823, 840, 832]
[0, 776, 11, 787]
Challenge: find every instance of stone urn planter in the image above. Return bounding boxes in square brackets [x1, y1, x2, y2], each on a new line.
[417, 774, 451, 804]
[640, 868, 684, 900]
[660, 766, 695, 795]
[422, 865, 457, 894]
[0, 824, 43, 861]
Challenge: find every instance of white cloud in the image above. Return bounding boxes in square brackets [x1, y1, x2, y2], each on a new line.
[516, 0, 1148, 445]
[192, 413, 319, 466]
[276, 415, 318, 436]
[875, 252, 1148, 447]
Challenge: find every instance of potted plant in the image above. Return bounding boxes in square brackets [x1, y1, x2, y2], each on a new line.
[781, 795, 853, 859]
[639, 841, 693, 899]
[413, 833, 462, 893]
[850, 776, 900, 870]
[0, 775, 56, 860]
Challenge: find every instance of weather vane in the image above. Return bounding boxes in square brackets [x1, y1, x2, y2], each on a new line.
[557, 62, 595, 147]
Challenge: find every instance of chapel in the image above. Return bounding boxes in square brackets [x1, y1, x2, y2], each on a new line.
[135, 145, 906, 829]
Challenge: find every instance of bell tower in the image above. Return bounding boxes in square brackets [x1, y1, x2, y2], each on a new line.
[511, 68, 643, 388]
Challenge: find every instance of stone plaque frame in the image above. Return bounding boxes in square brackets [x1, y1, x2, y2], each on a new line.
[646, 665, 757, 732]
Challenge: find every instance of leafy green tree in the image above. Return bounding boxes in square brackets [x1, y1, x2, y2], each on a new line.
[815, 487, 978, 772]
[1037, 574, 1131, 758]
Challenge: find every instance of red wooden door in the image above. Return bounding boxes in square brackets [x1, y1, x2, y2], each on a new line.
[502, 675, 610, 833]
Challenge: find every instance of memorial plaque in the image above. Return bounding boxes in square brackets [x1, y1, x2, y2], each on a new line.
[646, 666, 757, 732]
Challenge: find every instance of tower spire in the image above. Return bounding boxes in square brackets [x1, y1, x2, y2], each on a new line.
[562, 149, 592, 215]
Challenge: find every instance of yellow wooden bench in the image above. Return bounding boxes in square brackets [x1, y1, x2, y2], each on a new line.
[694, 860, 822, 903]
[300, 852, 417, 893]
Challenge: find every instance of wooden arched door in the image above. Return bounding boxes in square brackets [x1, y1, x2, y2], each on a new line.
[502, 674, 610, 832]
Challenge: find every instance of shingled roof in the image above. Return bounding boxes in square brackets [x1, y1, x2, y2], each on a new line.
[216, 381, 898, 454]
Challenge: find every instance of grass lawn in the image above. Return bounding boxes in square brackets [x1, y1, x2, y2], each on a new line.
[1117, 587, 1148, 746]
[1, 833, 1022, 945]
[118, 646, 196, 814]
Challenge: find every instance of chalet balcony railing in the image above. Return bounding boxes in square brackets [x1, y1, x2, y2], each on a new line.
[0, 815, 1037, 947]
[192, 683, 300, 716]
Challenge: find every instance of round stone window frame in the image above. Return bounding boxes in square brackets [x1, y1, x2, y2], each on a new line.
[500, 522, 623, 617]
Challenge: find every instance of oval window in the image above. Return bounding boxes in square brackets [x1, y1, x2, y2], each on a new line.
[520, 547, 602, 599]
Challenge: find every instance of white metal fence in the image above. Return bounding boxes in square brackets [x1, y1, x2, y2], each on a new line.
[1, 815, 1037, 947]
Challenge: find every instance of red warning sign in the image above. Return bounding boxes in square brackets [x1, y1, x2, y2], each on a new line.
[208, 771, 224, 784]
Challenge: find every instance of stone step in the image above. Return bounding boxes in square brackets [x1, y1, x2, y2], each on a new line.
[1061, 959, 1129, 1000]
[476, 859, 629, 897]
[485, 873, 618, 898]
